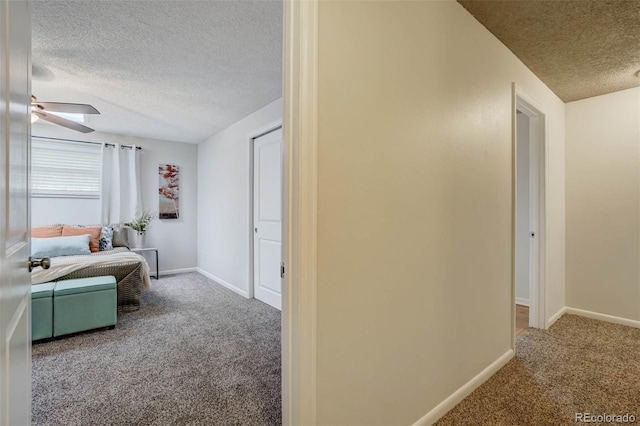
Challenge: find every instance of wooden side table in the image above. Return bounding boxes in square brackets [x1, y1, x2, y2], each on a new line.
[130, 247, 159, 279]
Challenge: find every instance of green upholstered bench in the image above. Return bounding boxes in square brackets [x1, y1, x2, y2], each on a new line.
[53, 276, 117, 337]
[32, 282, 55, 341]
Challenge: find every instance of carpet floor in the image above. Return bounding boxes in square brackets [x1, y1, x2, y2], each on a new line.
[436, 314, 640, 425]
[32, 272, 281, 426]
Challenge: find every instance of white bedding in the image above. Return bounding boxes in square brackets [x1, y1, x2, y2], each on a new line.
[31, 249, 151, 290]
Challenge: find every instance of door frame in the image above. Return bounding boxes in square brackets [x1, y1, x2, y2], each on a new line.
[512, 84, 548, 347]
[283, 0, 319, 424]
[247, 120, 282, 301]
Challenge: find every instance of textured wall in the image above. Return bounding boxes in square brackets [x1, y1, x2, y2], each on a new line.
[566, 87, 640, 321]
[314, 2, 565, 424]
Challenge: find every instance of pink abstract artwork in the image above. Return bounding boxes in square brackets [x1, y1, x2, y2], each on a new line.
[159, 164, 179, 219]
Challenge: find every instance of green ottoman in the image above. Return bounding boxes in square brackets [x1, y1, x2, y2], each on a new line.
[53, 276, 117, 337]
[32, 282, 55, 341]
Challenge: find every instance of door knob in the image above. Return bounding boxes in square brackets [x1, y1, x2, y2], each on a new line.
[29, 257, 51, 272]
[255, 228, 258, 233]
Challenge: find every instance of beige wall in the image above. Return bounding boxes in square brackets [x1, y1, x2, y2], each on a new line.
[566, 87, 640, 321]
[314, 1, 565, 424]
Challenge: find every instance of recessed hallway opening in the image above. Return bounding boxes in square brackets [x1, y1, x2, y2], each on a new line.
[513, 87, 547, 336]
[515, 110, 531, 334]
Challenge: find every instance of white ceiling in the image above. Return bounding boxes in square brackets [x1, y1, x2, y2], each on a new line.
[32, 0, 283, 144]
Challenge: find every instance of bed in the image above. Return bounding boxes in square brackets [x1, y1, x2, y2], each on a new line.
[31, 247, 151, 312]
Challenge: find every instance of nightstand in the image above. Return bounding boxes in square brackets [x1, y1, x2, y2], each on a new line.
[130, 247, 159, 279]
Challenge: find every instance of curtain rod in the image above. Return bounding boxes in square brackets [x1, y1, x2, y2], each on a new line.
[32, 135, 143, 151]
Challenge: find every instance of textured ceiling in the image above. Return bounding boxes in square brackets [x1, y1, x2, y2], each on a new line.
[458, 0, 640, 102]
[32, 0, 282, 143]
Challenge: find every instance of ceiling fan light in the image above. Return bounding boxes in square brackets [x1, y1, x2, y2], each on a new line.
[31, 113, 40, 124]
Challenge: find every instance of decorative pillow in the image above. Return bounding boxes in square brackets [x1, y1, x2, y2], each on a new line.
[31, 235, 91, 258]
[32, 226, 63, 238]
[99, 226, 114, 251]
[62, 226, 102, 253]
[112, 226, 129, 248]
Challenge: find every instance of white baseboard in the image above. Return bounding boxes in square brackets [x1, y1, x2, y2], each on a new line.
[412, 349, 514, 425]
[547, 307, 567, 328]
[565, 307, 640, 329]
[196, 268, 249, 298]
[515, 297, 529, 307]
[159, 267, 197, 276]
[410, 308, 638, 425]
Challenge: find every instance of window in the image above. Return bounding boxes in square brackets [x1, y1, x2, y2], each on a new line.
[47, 112, 87, 123]
[31, 137, 101, 199]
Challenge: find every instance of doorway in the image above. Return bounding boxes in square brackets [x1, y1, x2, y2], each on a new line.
[515, 111, 531, 335]
[514, 87, 547, 336]
[251, 126, 283, 310]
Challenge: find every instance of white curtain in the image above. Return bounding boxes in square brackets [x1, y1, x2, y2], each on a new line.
[101, 144, 142, 224]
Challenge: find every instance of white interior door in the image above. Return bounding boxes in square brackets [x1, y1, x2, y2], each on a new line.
[515, 87, 547, 331]
[253, 128, 282, 310]
[515, 112, 531, 307]
[0, 0, 32, 424]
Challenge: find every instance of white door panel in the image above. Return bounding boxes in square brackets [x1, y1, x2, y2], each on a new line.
[1, 0, 32, 424]
[258, 142, 282, 222]
[259, 239, 282, 295]
[253, 128, 282, 310]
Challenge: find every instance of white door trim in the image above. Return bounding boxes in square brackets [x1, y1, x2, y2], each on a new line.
[513, 84, 548, 345]
[248, 120, 282, 301]
[283, 0, 319, 424]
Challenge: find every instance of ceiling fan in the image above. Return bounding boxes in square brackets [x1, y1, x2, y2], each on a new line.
[31, 95, 100, 133]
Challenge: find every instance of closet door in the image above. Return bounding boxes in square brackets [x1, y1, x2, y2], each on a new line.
[253, 128, 282, 310]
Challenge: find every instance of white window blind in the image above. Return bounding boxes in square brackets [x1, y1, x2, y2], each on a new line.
[31, 137, 102, 199]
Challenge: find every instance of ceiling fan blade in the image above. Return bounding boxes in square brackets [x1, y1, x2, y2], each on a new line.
[35, 102, 100, 115]
[34, 111, 95, 133]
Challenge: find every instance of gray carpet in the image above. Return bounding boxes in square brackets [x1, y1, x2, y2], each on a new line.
[32, 272, 281, 426]
[436, 314, 640, 425]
